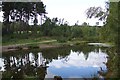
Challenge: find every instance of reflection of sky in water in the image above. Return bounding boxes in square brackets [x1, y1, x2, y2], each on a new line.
[46, 49, 108, 78]
[0, 48, 108, 78]
[0, 52, 45, 71]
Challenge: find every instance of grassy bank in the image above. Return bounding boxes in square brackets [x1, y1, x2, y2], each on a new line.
[2, 37, 56, 46]
[2, 36, 114, 53]
[2, 36, 89, 46]
[2, 37, 88, 52]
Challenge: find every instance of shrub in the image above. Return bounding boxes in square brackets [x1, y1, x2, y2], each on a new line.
[57, 37, 67, 43]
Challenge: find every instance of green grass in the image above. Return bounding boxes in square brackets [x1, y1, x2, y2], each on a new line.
[2, 36, 90, 51]
[2, 36, 89, 46]
[2, 37, 56, 46]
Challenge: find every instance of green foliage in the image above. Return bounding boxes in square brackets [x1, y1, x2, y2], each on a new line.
[3, 20, 101, 44]
[2, 1, 103, 43]
[81, 26, 99, 41]
[57, 37, 68, 43]
[86, 2, 120, 78]
[71, 26, 83, 38]
[86, 2, 119, 45]
[2, 2, 46, 35]
[98, 2, 119, 44]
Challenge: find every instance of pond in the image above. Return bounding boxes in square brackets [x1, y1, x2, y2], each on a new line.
[0, 44, 116, 79]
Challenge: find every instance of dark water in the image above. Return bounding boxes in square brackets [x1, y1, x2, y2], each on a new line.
[0, 45, 111, 79]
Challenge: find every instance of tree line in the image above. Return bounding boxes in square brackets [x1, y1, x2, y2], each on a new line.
[1, 2, 101, 43]
[1, 1, 120, 44]
[1, 2, 46, 34]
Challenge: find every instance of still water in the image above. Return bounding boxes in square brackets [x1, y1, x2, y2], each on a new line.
[0, 45, 110, 79]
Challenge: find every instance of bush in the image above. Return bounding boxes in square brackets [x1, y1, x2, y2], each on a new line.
[28, 44, 39, 49]
[57, 37, 68, 43]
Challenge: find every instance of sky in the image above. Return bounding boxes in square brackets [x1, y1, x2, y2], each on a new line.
[41, 0, 108, 26]
[0, 0, 108, 26]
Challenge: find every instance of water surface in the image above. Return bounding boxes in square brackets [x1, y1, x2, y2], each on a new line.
[0, 45, 109, 79]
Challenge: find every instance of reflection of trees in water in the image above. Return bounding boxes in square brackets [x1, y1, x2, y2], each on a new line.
[41, 46, 103, 63]
[2, 47, 72, 79]
[104, 47, 119, 78]
[61, 56, 70, 64]
[2, 53, 48, 80]
[41, 47, 71, 62]
[42, 45, 107, 63]
[1, 45, 109, 79]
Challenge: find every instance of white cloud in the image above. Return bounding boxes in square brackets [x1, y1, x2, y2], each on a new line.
[42, 0, 107, 25]
[0, 0, 108, 25]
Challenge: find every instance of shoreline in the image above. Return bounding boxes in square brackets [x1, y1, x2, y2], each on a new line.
[2, 40, 59, 52]
[2, 44, 63, 52]
[2, 41, 112, 53]
[2, 40, 88, 52]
